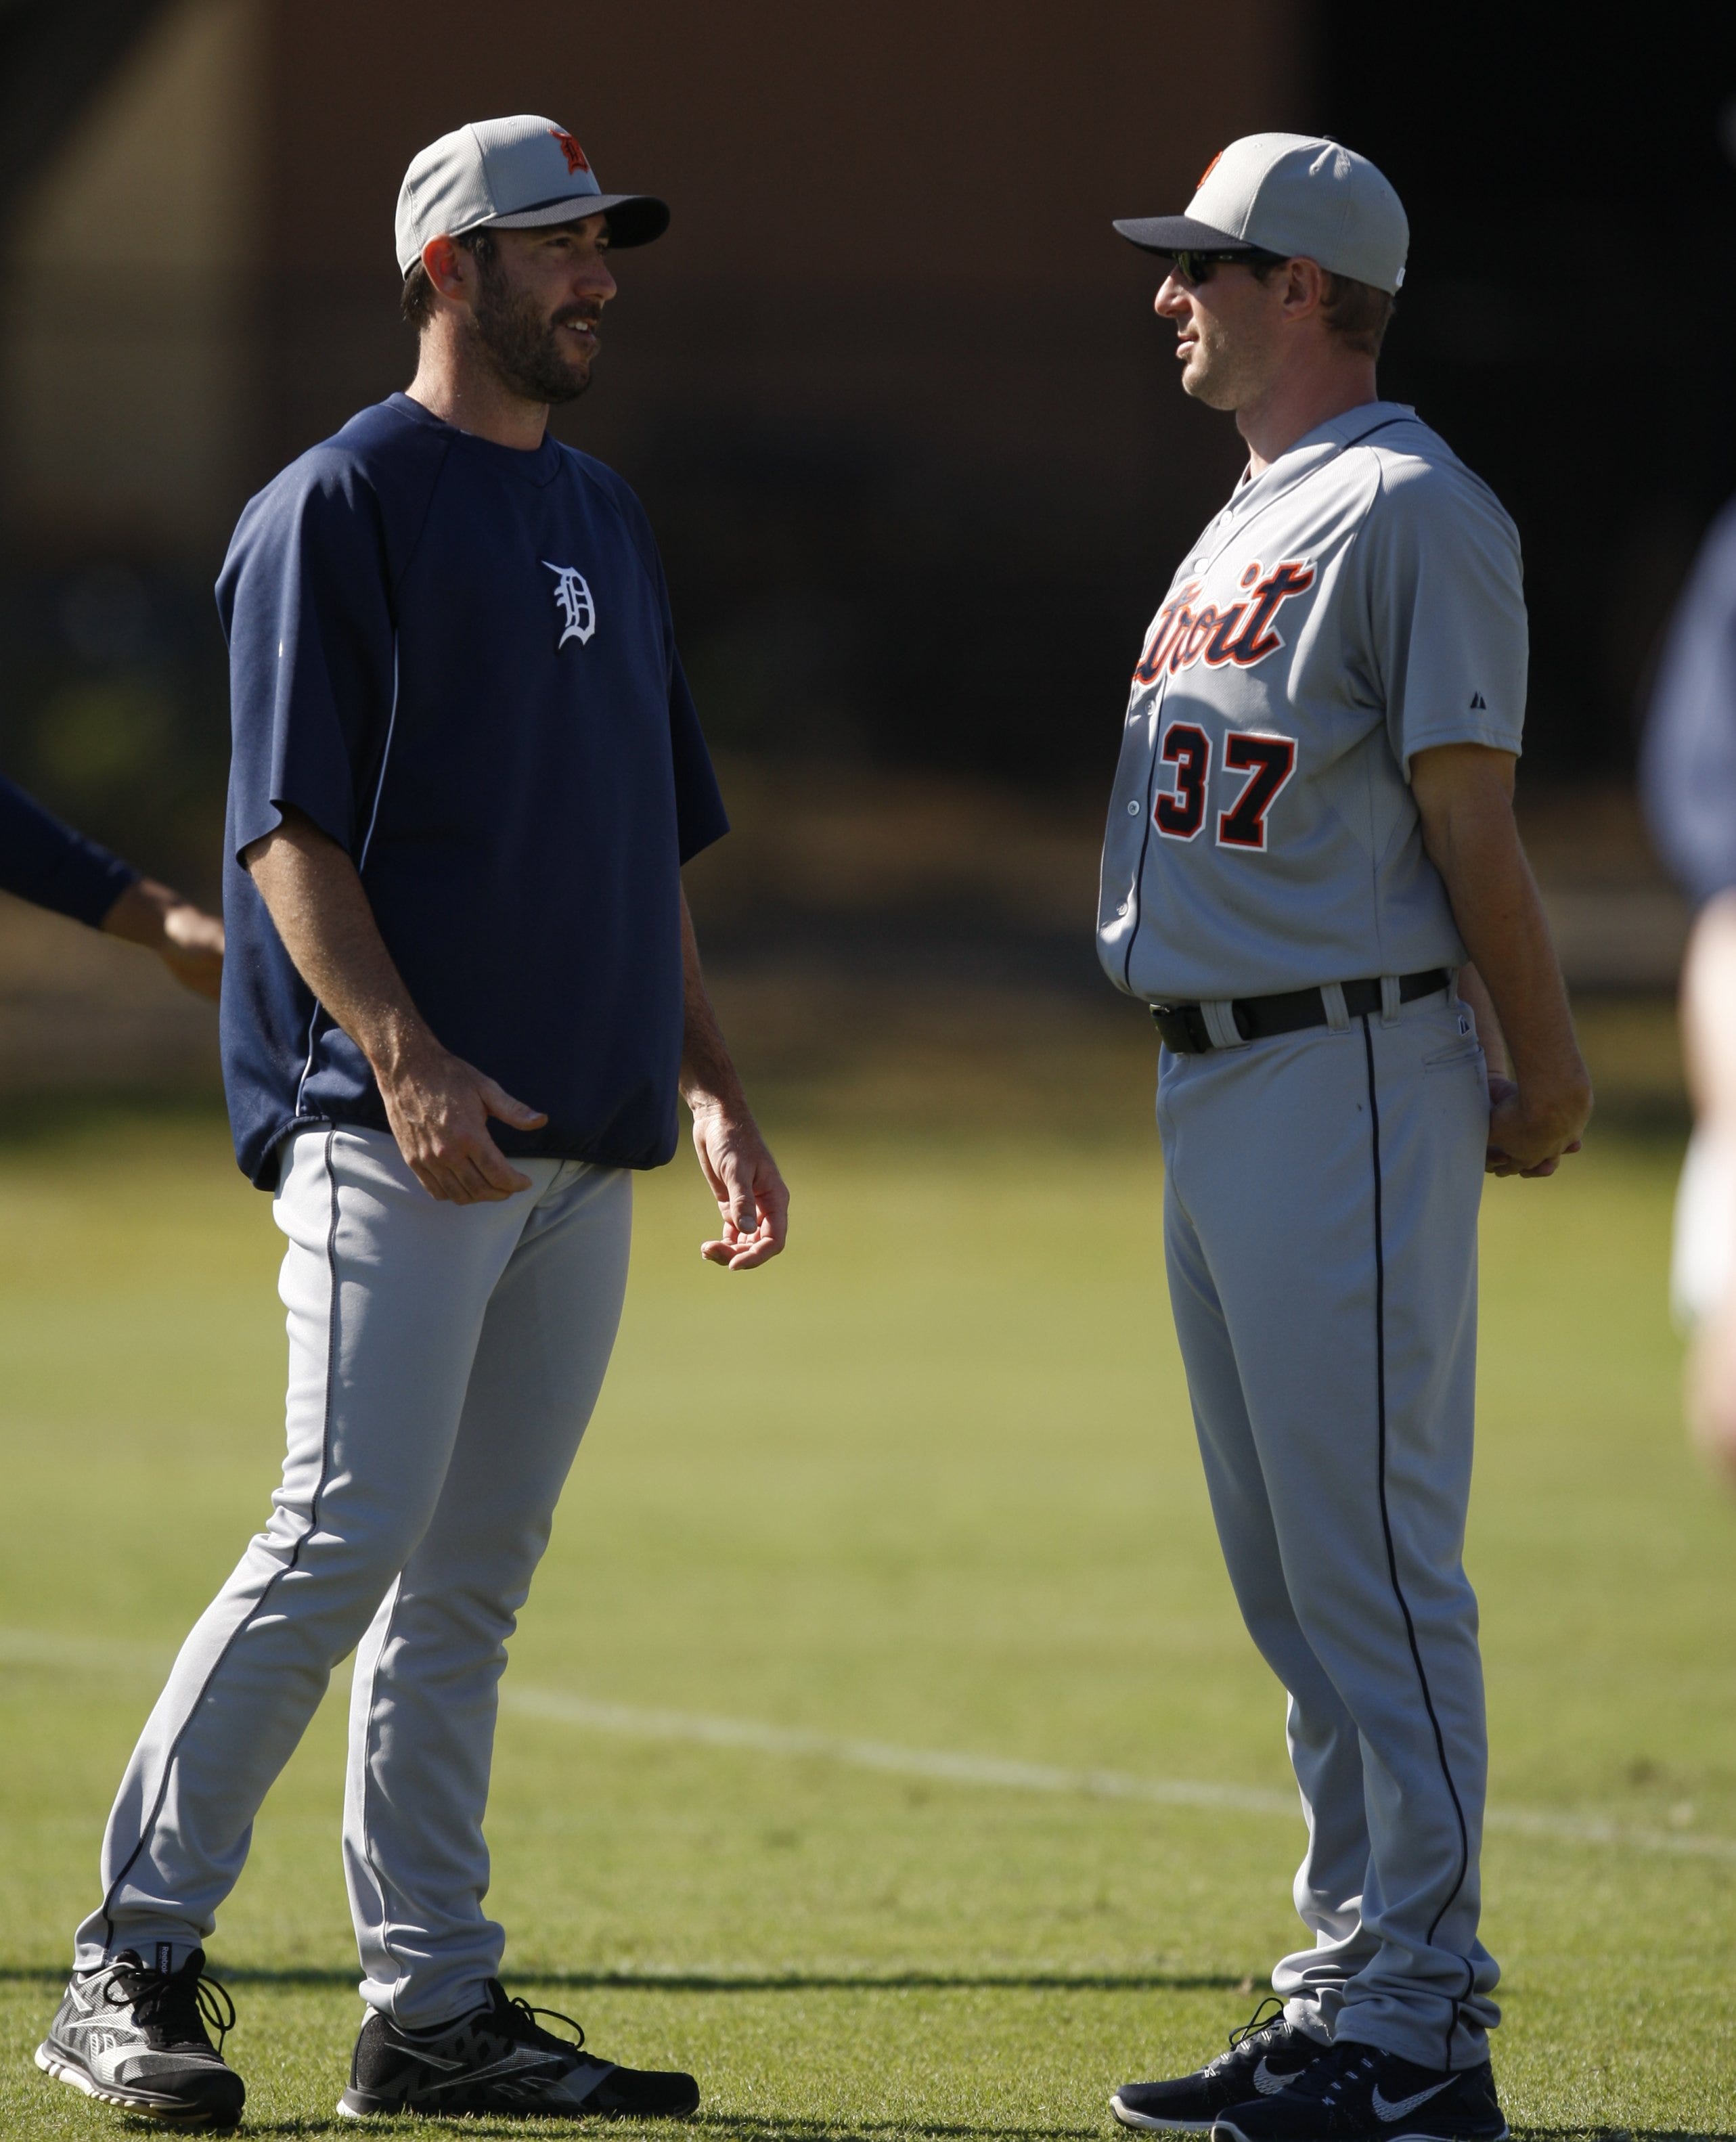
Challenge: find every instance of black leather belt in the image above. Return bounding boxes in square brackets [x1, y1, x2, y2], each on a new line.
[1150, 969, 1450, 1055]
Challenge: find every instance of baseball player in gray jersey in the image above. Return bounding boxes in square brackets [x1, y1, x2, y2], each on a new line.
[1096, 138, 1591, 2142]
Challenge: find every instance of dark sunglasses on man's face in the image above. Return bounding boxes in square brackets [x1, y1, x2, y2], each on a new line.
[1168, 248, 1282, 286]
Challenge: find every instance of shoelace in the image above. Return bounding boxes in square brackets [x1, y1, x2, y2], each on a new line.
[506, 1994, 587, 2054]
[107, 1959, 237, 2055]
[1206, 1995, 1287, 2073]
[1281, 2043, 1377, 2107]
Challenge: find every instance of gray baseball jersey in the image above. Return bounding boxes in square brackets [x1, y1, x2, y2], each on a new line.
[1098, 401, 1526, 1004]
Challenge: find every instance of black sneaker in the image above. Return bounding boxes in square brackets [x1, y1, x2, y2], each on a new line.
[1213, 2037, 1508, 2142]
[35, 1948, 243, 2130]
[1112, 1999, 1331, 2131]
[336, 1978, 700, 2120]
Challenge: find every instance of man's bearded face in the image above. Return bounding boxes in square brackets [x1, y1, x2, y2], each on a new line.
[470, 243, 601, 405]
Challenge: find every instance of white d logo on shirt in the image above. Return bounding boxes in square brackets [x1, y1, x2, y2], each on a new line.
[542, 561, 596, 648]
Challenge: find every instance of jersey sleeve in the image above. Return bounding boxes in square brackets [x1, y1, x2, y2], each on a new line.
[667, 647, 730, 864]
[596, 464, 730, 864]
[0, 773, 138, 924]
[1641, 499, 1736, 910]
[215, 454, 397, 861]
[1359, 456, 1528, 775]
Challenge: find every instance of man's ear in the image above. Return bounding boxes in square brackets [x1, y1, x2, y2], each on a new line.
[1281, 256, 1325, 322]
[421, 234, 467, 303]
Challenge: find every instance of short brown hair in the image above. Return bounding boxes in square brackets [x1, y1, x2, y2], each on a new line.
[400, 227, 496, 329]
[1249, 254, 1396, 359]
[1318, 271, 1396, 359]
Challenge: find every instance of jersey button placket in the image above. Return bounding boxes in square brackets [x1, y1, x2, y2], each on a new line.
[1117, 670, 1167, 991]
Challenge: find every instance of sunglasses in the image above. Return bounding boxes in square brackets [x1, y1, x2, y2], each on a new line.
[1168, 248, 1283, 286]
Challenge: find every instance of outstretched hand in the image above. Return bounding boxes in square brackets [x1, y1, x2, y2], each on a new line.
[157, 901, 225, 1001]
[101, 878, 225, 1002]
[690, 1102, 788, 1270]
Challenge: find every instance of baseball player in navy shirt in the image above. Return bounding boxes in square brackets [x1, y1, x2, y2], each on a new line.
[0, 772, 223, 998]
[1095, 139, 1590, 2142]
[39, 116, 786, 2128]
[1643, 497, 1736, 1475]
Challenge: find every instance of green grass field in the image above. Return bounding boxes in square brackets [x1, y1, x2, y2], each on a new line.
[1, 1086, 1733, 2138]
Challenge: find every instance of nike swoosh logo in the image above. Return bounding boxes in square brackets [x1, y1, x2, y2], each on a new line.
[1252, 2060, 1291, 2096]
[1372, 2080, 1455, 2122]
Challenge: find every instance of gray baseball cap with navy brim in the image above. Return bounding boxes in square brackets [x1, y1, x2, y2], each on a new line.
[395, 113, 669, 277]
[1113, 132, 1408, 294]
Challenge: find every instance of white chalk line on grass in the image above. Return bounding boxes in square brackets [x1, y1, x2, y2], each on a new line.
[501, 1686, 1296, 1817]
[5, 1625, 1731, 1865]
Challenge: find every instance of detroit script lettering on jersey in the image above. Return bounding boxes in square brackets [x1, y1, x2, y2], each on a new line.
[1133, 560, 1318, 683]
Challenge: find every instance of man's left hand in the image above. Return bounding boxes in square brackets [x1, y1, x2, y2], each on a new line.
[690, 1103, 788, 1270]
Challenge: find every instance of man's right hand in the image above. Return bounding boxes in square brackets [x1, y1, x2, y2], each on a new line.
[375, 1037, 548, 1203]
[242, 811, 548, 1205]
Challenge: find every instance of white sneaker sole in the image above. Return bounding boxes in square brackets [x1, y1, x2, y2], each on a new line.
[335, 2087, 421, 2119]
[37, 2040, 240, 2128]
[1111, 2095, 1216, 2133]
[1212, 2124, 1509, 2142]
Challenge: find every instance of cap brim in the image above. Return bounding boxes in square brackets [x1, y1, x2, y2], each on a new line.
[1111, 214, 1249, 255]
[481, 191, 671, 247]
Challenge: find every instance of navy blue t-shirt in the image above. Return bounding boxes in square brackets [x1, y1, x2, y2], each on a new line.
[0, 774, 137, 925]
[217, 393, 728, 1189]
[1643, 496, 1736, 909]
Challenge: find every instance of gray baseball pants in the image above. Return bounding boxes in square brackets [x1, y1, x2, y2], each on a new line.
[1157, 982, 1500, 2070]
[74, 1125, 632, 2026]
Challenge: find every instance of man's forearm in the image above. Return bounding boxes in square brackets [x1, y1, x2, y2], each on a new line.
[1411, 753, 1584, 1100]
[1410, 743, 1590, 1176]
[1430, 812, 1581, 1096]
[677, 889, 748, 1116]
[101, 877, 181, 952]
[674, 887, 789, 1267]
[242, 810, 432, 1074]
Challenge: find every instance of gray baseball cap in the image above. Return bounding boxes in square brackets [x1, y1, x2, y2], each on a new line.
[1114, 133, 1408, 294]
[395, 114, 669, 276]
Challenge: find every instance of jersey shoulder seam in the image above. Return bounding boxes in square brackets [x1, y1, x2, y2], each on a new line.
[388, 430, 462, 606]
[1360, 431, 1514, 531]
[254, 416, 454, 615]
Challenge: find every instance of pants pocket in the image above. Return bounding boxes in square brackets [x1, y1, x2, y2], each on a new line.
[1422, 1040, 1486, 1074]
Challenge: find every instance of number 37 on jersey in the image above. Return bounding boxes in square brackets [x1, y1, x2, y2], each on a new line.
[1153, 724, 1296, 851]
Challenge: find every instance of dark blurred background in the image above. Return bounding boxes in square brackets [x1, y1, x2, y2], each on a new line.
[1, 0, 1732, 1109]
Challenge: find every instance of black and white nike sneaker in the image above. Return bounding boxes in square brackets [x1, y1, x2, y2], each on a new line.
[1212, 2037, 1508, 2142]
[336, 1978, 700, 2120]
[1111, 1999, 1331, 2131]
[35, 1948, 244, 2129]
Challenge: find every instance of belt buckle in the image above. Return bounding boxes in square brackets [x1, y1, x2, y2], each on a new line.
[1151, 1002, 1211, 1054]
